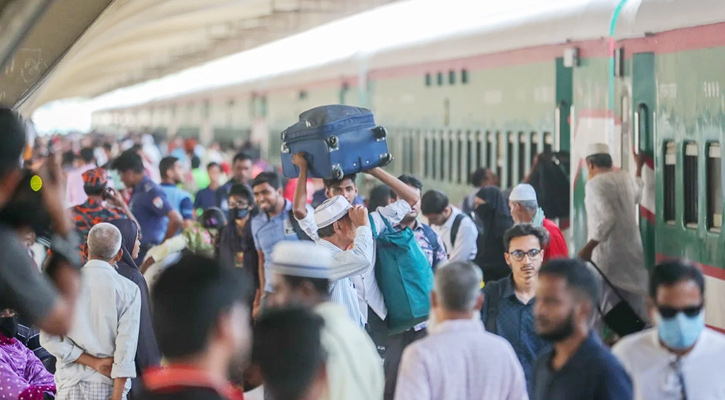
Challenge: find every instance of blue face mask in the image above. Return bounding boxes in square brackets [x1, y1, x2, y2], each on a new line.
[657, 310, 705, 350]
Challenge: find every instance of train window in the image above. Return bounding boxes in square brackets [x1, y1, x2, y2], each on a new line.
[495, 132, 503, 186]
[425, 73, 431, 87]
[461, 69, 469, 84]
[440, 132, 446, 181]
[506, 133, 515, 188]
[467, 131, 475, 183]
[424, 136, 430, 179]
[543, 132, 553, 154]
[476, 132, 483, 169]
[432, 133, 439, 180]
[455, 132, 462, 183]
[707, 143, 722, 232]
[663, 141, 676, 224]
[518, 133, 527, 183]
[437, 72, 443, 86]
[683, 142, 698, 228]
[449, 70, 456, 85]
[530, 132, 539, 169]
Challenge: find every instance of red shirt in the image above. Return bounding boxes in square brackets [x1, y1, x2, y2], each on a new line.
[542, 218, 568, 261]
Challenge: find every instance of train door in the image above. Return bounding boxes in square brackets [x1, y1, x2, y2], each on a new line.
[632, 52, 656, 270]
[555, 57, 573, 235]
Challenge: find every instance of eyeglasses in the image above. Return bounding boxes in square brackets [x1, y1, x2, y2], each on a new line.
[508, 249, 543, 262]
[657, 304, 703, 319]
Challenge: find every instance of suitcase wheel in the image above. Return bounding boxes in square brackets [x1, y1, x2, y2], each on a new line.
[331, 165, 344, 180]
[373, 126, 387, 140]
[327, 136, 339, 149]
[281, 143, 290, 154]
[380, 153, 394, 166]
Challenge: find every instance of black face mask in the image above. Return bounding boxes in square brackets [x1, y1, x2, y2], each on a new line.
[233, 207, 250, 220]
[0, 316, 18, 339]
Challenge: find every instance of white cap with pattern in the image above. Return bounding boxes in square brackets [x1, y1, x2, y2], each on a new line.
[509, 183, 538, 202]
[585, 143, 610, 158]
[271, 241, 331, 279]
[314, 195, 352, 229]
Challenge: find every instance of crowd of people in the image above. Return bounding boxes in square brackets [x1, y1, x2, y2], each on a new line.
[1, 103, 724, 400]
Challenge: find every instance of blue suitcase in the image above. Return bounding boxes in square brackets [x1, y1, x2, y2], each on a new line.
[280, 105, 393, 179]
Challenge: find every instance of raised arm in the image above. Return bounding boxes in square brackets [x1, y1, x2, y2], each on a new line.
[329, 206, 373, 281]
[291, 153, 310, 220]
[367, 167, 419, 207]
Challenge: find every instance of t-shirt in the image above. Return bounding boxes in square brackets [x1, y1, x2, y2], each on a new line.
[194, 187, 220, 212]
[0, 224, 58, 324]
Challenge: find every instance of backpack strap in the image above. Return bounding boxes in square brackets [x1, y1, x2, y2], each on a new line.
[484, 280, 503, 333]
[288, 210, 313, 241]
[450, 213, 467, 247]
[420, 223, 442, 269]
[368, 215, 378, 239]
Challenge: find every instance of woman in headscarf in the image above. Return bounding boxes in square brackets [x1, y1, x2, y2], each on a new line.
[218, 184, 259, 291]
[107, 219, 161, 399]
[473, 186, 514, 282]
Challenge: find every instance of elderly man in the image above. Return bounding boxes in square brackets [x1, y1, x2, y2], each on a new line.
[267, 241, 384, 400]
[508, 183, 567, 261]
[578, 143, 649, 323]
[395, 261, 527, 400]
[42, 223, 141, 400]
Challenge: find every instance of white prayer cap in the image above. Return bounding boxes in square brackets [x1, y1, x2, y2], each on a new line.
[585, 143, 610, 158]
[271, 241, 331, 279]
[509, 183, 538, 202]
[314, 195, 352, 229]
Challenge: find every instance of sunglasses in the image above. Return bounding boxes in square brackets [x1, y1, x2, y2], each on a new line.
[657, 304, 703, 319]
[508, 249, 543, 262]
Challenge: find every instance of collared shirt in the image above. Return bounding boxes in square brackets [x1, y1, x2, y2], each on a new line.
[317, 226, 374, 327]
[70, 198, 125, 254]
[298, 199, 412, 322]
[394, 319, 528, 400]
[251, 200, 314, 293]
[315, 302, 384, 400]
[41, 259, 141, 392]
[160, 183, 194, 221]
[0, 333, 56, 400]
[585, 170, 647, 294]
[612, 327, 725, 400]
[481, 276, 550, 387]
[531, 332, 633, 400]
[65, 163, 97, 207]
[431, 206, 478, 262]
[130, 176, 174, 246]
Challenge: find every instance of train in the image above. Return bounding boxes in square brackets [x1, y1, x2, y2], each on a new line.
[91, 0, 725, 330]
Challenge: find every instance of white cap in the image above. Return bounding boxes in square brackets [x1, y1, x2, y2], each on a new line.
[509, 183, 537, 202]
[314, 195, 352, 228]
[271, 241, 331, 279]
[585, 143, 610, 158]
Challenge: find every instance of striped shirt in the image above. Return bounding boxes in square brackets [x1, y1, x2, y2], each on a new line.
[317, 226, 374, 328]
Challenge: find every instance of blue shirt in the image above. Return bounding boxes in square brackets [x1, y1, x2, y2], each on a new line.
[481, 276, 550, 388]
[160, 183, 194, 220]
[194, 187, 219, 211]
[251, 200, 300, 293]
[130, 177, 173, 247]
[531, 332, 633, 400]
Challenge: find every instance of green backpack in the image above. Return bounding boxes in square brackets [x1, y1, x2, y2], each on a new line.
[370, 215, 434, 334]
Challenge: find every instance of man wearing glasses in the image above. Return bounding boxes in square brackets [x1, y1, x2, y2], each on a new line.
[480, 224, 552, 391]
[613, 260, 725, 400]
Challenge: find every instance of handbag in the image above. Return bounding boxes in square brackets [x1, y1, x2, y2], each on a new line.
[587, 261, 646, 337]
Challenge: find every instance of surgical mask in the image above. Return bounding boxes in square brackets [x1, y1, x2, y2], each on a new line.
[233, 207, 250, 220]
[657, 311, 705, 350]
[0, 316, 18, 339]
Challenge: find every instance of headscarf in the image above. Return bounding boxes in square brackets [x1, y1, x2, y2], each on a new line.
[474, 187, 514, 281]
[109, 218, 138, 270]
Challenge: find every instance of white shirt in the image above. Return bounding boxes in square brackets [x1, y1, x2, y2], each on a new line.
[41, 259, 141, 392]
[431, 206, 478, 262]
[612, 327, 725, 400]
[298, 199, 412, 321]
[315, 302, 384, 400]
[317, 226, 374, 327]
[585, 170, 648, 294]
[395, 319, 528, 400]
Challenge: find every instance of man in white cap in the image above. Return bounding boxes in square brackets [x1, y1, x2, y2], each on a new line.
[266, 241, 384, 400]
[509, 183, 568, 261]
[308, 195, 373, 327]
[579, 143, 649, 323]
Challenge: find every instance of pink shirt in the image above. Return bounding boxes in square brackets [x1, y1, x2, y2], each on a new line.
[0, 334, 56, 400]
[395, 319, 529, 400]
[65, 164, 96, 207]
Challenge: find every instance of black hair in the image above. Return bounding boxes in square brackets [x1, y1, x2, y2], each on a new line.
[397, 173, 423, 191]
[282, 275, 330, 297]
[112, 150, 145, 174]
[102, 143, 113, 151]
[80, 147, 95, 163]
[469, 168, 492, 187]
[586, 154, 613, 169]
[421, 190, 449, 215]
[649, 259, 705, 300]
[0, 107, 29, 180]
[317, 214, 350, 239]
[323, 174, 357, 189]
[191, 155, 201, 169]
[159, 156, 179, 179]
[252, 171, 281, 190]
[229, 184, 254, 205]
[233, 152, 253, 164]
[200, 207, 227, 230]
[539, 258, 601, 307]
[367, 185, 392, 211]
[151, 253, 251, 359]
[61, 151, 77, 167]
[252, 307, 326, 400]
[503, 224, 550, 251]
[207, 162, 221, 171]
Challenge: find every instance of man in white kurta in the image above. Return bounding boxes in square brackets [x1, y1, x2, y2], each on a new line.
[579, 143, 649, 322]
